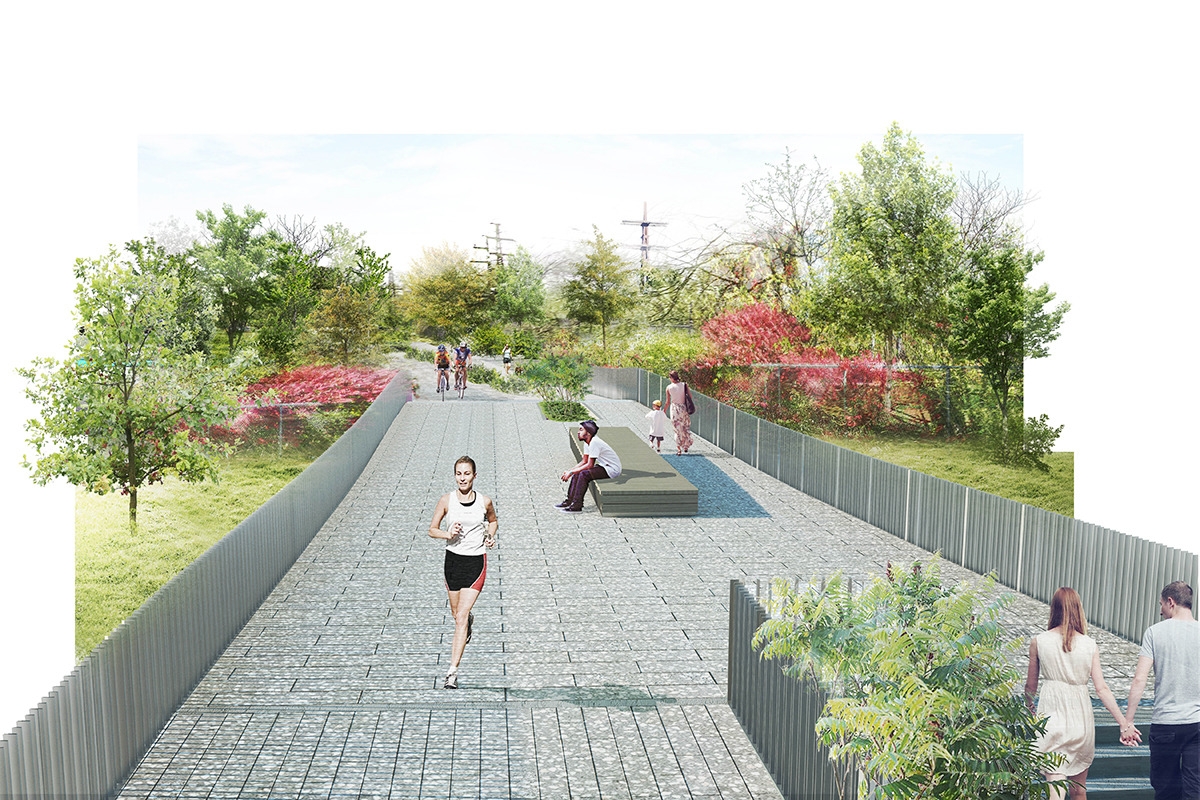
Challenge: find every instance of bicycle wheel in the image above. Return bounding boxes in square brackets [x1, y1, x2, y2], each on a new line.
[438, 371, 448, 400]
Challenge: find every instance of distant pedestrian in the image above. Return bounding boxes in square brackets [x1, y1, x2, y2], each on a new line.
[646, 400, 667, 452]
[427, 455, 498, 689]
[1024, 587, 1134, 799]
[556, 420, 621, 514]
[1123, 581, 1199, 800]
[502, 344, 513, 376]
[666, 371, 693, 455]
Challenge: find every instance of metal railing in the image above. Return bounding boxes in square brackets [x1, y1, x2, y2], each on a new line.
[0, 374, 409, 799]
[594, 366, 1198, 644]
[728, 579, 855, 800]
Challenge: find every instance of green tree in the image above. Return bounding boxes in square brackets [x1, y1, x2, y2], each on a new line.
[949, 246, 1069, 432]
[812, 123, 960, 370]
[305, 285, 385, 365]
[194, 204, 278, 351]
[256, 241, 320, 367]
[950, 245, 1069, 469]
[562, 226, 636, 357]
[754, 558, 1065, 800]
[492, 245, 546, 326]
[396, 243, 493, 340]
[20, 246, 239, 525]
[124, 237, 216, 355]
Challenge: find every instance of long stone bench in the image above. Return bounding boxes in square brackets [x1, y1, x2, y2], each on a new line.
[567, 425, 698, 517]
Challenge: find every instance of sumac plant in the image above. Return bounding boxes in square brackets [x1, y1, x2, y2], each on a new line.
[754, 558, 1066, 800]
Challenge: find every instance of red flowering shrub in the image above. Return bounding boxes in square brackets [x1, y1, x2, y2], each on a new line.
[699, 303, 818, 365]
[681, 307, 945, 434]
[208, 365, 399, 449]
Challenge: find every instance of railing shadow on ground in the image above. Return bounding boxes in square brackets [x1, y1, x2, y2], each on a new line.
[593, 366, 1198, 645]
[0, 374, 409, 800]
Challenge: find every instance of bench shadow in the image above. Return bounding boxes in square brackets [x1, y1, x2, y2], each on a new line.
[661, 455, 770, 518]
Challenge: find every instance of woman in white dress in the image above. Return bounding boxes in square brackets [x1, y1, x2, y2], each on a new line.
[1024, 587, 1136, 799]
[665, 370, 693, 455]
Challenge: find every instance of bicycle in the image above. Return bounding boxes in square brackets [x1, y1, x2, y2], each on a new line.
[437, 368, 450, 401]
[454, 365, 467, 399]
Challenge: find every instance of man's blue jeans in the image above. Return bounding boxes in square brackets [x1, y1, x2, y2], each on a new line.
[1149, 722, 1200, 800]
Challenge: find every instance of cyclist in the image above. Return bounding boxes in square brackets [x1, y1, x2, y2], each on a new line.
[434, 345, 451, 394]
[453, 340, 472, 392]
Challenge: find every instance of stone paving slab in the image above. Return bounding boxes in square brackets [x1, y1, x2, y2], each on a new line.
[115, 394, 1145, 799]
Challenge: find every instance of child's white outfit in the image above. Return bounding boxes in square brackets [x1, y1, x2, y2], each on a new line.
[646, 408, 668, 449]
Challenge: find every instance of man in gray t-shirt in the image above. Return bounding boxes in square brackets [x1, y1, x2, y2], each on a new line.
[1124, 581, 1200, 800]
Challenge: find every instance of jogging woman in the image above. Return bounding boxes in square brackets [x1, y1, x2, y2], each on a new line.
[428, 455, 497, 688]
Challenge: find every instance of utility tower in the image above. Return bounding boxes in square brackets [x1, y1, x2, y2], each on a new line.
[470, 222, 516, 268]
[622, 201, 667, 267]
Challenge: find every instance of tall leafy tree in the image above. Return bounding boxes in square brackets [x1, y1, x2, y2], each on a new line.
[813, 123, 960, 366]
[20, 245, 239, 525]
[124, 237, 216, 355]
[949, 246, 1069, 429]
[562, 226, 636, 357]
[396, 243, 492, 340]
[492, 245, 546, 326]
[304, 285, 385, 365]
[194, 204, 277, 350]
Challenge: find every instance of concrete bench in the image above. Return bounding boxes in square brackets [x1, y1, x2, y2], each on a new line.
[567, 426, 698, 517]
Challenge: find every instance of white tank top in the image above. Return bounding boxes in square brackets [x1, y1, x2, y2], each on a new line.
[445, 491, 488, 556]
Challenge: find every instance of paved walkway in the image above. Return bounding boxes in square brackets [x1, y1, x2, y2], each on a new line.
[115, 393, 1144, 799]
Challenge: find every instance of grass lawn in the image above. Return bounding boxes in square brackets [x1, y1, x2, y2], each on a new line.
[75, 448, 315, 661]
[818, 432, 1073, 518]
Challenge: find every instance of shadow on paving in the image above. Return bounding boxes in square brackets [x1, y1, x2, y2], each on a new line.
[661, 454, 769, 518]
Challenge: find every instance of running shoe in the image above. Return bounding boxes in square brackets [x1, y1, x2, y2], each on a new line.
[554, 500, 571, 508]
[558, 506, 583, 514]
[443, 672, 458, 689]
[466, 612, 474, 644]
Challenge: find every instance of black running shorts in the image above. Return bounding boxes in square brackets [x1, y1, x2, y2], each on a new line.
[444, 551, 486, 592]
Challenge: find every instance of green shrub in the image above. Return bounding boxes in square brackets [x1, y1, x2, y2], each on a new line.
[540, 400, 591, 421]
[470, 324, 506, 356]
[468, 364, 501, 385]
[510, 328, 544, 359]
[618, 327, 705, 376]
[298, 406, 356, 449]
[523, 354, 592, 402]
[755, 557, 1066, 800]
[985, 413, 1063, 472]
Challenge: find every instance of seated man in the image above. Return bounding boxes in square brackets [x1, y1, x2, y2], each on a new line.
[557, 420, 621, 513]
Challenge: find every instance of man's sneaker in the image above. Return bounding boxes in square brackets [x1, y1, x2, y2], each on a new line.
[558, 506, 583, 514]
[443, 672, 458, 689]
[554, 500, 571, 508]
[465, 612, 474, 644]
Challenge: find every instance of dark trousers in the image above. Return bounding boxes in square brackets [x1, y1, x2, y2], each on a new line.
[566, 465, 610, 509]
[1150, 722, 1200, 800]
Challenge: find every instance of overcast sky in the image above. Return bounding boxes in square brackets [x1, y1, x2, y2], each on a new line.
[2, 2, 1196, 731]
[136, 132, 1026, 276]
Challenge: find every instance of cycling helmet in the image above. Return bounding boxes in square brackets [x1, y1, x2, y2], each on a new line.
[437, 344, 446, 352]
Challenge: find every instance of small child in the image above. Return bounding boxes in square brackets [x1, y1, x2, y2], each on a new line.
[646, 400, 668, 452]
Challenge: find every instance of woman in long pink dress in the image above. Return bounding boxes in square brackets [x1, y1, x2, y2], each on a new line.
[1024, 587, 1137, 799]
[665, 371, 693, 455]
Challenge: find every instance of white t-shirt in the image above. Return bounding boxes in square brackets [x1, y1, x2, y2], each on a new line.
[585, 435, 621, 478]
[646, 409, 667, 438]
